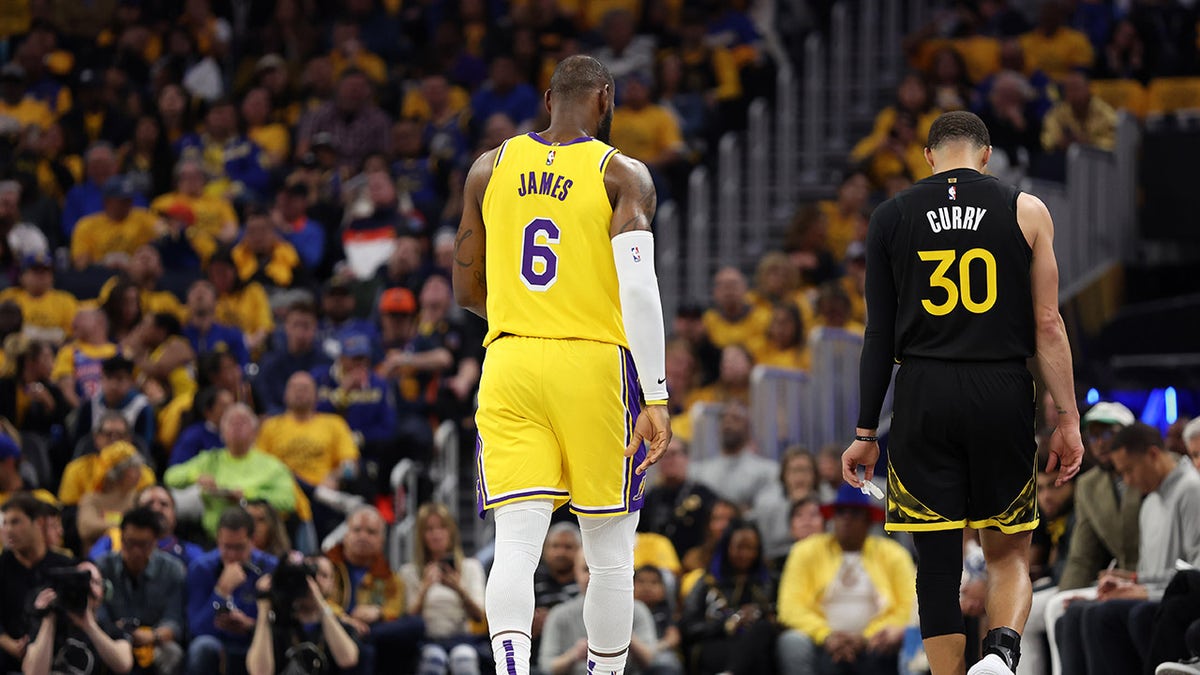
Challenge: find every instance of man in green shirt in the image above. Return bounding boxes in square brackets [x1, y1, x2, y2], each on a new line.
[165, 404, 296, 537]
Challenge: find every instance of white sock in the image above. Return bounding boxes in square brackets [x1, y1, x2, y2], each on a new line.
[579, 512, 639, 674]
[485, 500, 553, 675]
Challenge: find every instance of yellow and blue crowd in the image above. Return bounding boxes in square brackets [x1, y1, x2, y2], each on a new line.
[0, 0, 1198, 674]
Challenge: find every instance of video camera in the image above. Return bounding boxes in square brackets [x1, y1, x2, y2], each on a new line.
[270, 558, 317, 609]
[46, 568, 93, 614]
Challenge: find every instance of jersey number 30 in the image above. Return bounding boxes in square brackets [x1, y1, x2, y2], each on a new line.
[521, 217, 560, 291]
[918, 248, 997, 316]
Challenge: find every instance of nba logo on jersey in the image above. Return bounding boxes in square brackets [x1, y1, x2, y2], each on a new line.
[948, 185, 957, 201]
[631, 246, 641, 262]
[546, 150, 556, 166]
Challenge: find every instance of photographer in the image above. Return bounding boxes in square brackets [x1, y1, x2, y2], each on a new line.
[23, 561, 134, 675]
[95, 507, 186, 675]
[0, 494, 75, 673]
[246, 552, 359, 675]
[186, 507, 277, 675]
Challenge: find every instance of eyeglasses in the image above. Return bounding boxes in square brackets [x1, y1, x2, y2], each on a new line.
[1086, 427, 1116, 441]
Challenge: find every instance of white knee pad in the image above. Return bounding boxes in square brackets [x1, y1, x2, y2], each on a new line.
[579, 511, 640, 665]
[485, 500, 554, 675]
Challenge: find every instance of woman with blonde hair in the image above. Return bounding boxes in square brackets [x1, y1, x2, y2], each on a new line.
[400, 503, 487, 675]
[76, 441, 147, 551]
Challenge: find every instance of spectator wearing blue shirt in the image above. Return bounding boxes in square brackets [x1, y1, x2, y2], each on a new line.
[89, 485, 206, 567]
[62, 143, 147, 238]
[175, 98, 271, 203]
[255, 302, 331, 415]
[318, 275, 381, 361]
[169, 387, 233, 467]
[185, 508, 277, 675]
[183, 280, 251, 368]
[71, 354, 156, 455]
[271, 182, 326, 270]
[469, 55, 541, 129]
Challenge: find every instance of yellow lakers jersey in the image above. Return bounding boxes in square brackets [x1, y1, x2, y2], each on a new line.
[481, 132, 628, 348]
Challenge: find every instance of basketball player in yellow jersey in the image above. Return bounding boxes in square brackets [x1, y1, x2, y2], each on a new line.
[453, 55, 672, 675]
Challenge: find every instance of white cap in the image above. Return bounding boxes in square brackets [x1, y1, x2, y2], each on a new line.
[1082, 401, 1135, 427]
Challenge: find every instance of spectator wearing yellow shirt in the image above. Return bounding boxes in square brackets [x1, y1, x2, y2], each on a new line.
[610, 73, 686, 178]
[702, 267, 771, 351]
[748, 252, 817, 333]
[58, 414, 155, 507]
[809, 281, 865, 337]
[206, 250, 274, 353]
[149, 157, 239, 249]
[70, 177, 158, 271]
[97, 246, 187, 322]
[850, 73, 940, 168]
[52, 309, 117, 408]
[1019, 1, 1095, 81]
[861, 109, 933, 189]
[231, 208, 302, 290]
[0, 63, 53, 132]
[840, 242, 867, 326]
[121, 312, 197, 404]
[256, 371, 360, 489]
[401, 74, 470, 122]
[1041, 70, 1118, 153]
[0, 254, 78, 344]
[751, 303, 811, 373]
[241, 87, 290, 167]
[687, 344, 754, 410]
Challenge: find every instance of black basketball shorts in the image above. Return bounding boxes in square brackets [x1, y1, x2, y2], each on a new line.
[885, 357, 1039, 533]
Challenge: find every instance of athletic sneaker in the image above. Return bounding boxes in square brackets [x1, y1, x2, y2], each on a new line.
[967, 653, 1016, 675]
[1157, 658, 1200, 675]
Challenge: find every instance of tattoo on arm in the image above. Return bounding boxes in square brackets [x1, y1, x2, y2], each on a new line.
[454, 228, 475, 267]
[615, 167, 658, 234]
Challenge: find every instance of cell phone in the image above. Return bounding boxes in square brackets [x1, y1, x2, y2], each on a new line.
[439, 555, 456, 570]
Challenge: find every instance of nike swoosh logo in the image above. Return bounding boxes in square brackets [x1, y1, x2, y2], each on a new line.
[656, 378, 666, 384]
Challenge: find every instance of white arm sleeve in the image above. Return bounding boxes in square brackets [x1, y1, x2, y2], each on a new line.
[612, 230, 668, 402]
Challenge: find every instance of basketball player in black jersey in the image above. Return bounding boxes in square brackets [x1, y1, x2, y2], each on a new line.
[842, 111, 1085, 675]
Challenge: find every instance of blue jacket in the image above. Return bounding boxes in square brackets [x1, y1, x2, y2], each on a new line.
[184, 322, 251, 368]
[313, 364, 397, 444]
[169, 421, 224, 467]
[282, 217, 327, 270]
[174, 134, 271, 201]
[186, 548, 277, 643]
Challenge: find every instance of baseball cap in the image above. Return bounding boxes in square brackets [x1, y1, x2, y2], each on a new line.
[821, 483, 886, 522]
[21, 252, 53, 271]
[311, 132, 336, 150]
[0, 433, 19, 461]
[1083, 401, 1135, 427]
[0, 63, 25, 82]
[103, 175, 136, 200]
[160, 201, 195, 225]
[337, 329, 373, 358]
[379, 287, 416, 315]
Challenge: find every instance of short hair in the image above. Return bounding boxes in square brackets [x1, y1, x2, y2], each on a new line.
[1111, 422, 1164, 456]
[121, 505, 164, 537]
[1184, 417, 1200, 443]
[926, 111, 991, 150]
[549, 55, 613, 103]
[150, 312, 182, 336]
[789, 495, 822, 521]
[634, 564, 664, 582]
[220, 403, 258, 433]
[1, 492, 47, 520]
[95, 411, 130, 434]
[285, 301, 318, 321]
[101, 354, 135, 377]
[547, 521, 582, 545]
[216, 506, 255, 535]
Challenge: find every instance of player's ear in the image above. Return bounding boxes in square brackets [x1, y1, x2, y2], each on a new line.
[599, 83, 612, 116]
[923, 146, 935, 171]
[981, 145, 992, 170]
[544, 89, 553, 116]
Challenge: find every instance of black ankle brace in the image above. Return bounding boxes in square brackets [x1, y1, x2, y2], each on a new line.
[982, 626, 1022, 670]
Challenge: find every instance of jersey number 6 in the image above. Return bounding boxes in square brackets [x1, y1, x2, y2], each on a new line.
[918, 248, 998, 316]
[521, 217, 561, 291]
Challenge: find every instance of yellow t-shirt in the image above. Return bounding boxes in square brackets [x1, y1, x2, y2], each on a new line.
[634, 532, 682, 575]
[752, 344, 811, 372]
[329, 50, 388, 84]
[98, 277, 187, 321]
[1020, 27, 1095, 81]
[0, 97, 53, 130]
[232, 240, 300, 288]
[51, 340, 118, 400]
[248, 124, 291, 164]
[70, 208, 159, 266]
[256, 412, 360, 486]
[150, 192, 237, 244]
[400, 86, 471, 122]
[480, 133, 627, 348]
[610, 104, 685, 165]
[216, 283, 274, 337]
[702, 304, 772, 351]
[817, 201, 868, 262]
[0, 288, 78, 342]
[58, 456, 155, 506]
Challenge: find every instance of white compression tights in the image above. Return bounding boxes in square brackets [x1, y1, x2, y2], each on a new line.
[484, 501, 640, 675]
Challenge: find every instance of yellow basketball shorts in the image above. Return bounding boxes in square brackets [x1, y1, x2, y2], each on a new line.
[474, 335, 648, 517]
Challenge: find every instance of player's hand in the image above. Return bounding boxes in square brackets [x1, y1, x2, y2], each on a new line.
[1046, 423, 1085, 485]
[627, 405, 671, 476]
[842, 438, 880, 488]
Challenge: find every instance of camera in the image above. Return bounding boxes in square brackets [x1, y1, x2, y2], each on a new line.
[46, 568, 93, 614]
[271, 558, 317, 608]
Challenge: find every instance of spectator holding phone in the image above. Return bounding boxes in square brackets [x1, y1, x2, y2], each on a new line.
[184, 507, 277, 675]
[400, 503, 485, 675]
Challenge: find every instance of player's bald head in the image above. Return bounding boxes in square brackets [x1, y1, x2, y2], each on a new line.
[549, 55, 614, 103]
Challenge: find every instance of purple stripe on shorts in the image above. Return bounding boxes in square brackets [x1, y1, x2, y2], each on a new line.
[475, 434, 485, 518]
[622, 347, 647, 513]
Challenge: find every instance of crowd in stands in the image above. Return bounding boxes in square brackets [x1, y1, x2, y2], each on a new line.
[0, 0, 1199, 674]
